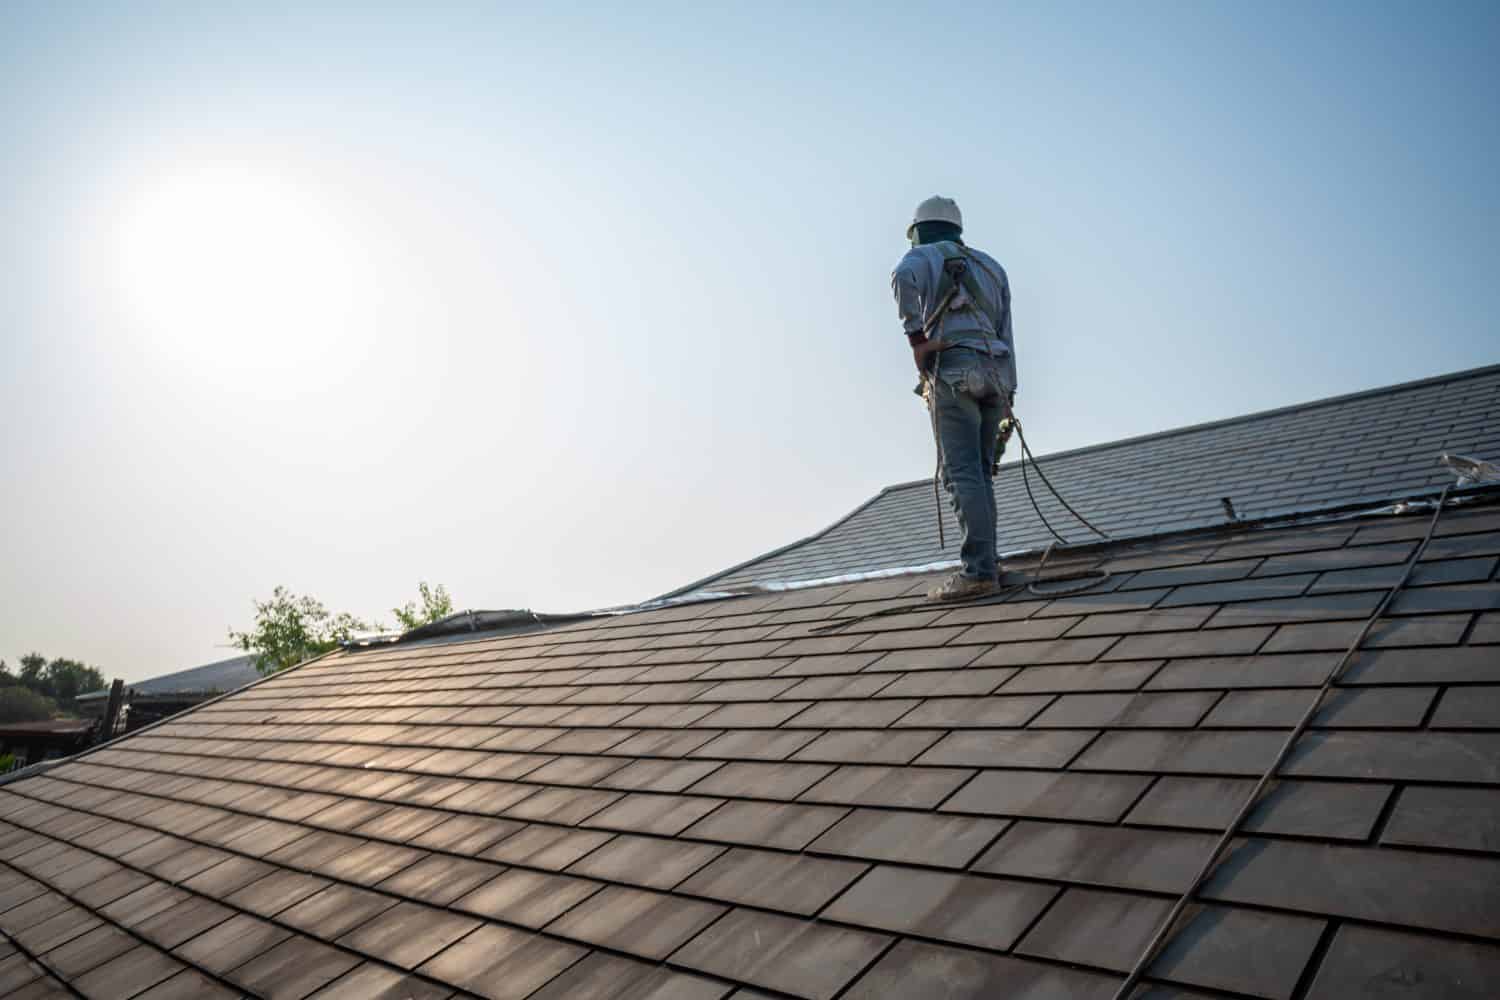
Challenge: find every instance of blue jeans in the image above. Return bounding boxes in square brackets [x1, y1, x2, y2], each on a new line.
[932, 348, 1012, 580]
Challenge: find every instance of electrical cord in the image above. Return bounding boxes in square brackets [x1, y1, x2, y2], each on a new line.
[1019, 433, 1070, 545]
[1107, 481, 1456, 999]
[1026, 567, 1111, 597]
[818, 402, 1117, 635]
[1012, 415, 1111, 541]
[926, 396, 1107, 549]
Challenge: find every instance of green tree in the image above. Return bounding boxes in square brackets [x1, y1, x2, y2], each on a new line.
[229, 586, 373, 676]
[18, 652, 45, 688]
[0, 654, 106, 713]
[0, 686, 58, 723]
[40, 659, 107, 709]
[392, 582, 455, 631]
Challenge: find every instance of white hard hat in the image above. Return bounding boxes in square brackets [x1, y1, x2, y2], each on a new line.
[908, 195, 962, 238]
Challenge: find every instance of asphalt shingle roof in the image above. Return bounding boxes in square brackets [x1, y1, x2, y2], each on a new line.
[667, 364, 1500, 596]
[0, 481, 1497, 997]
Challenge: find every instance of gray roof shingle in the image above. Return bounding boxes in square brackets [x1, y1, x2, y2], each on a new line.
[667, 364, 1500, 596]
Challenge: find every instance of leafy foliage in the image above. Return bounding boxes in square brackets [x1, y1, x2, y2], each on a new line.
[230, 582, 458, 676]
[0, 685, 60, 723]
[392, 582, 455, 631]
[38, 658, 105, 708]
[0, 653, 105, 715]
[229, 586, 373, 676]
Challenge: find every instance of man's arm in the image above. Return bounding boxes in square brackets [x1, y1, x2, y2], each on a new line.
[998, 269, 1018, 392]
[891, 254, 926, 335]
[892, 252, 931, 375]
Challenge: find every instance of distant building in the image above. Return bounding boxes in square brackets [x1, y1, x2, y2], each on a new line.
[0, 719, 96, 771]
[75, 653, 260, 733]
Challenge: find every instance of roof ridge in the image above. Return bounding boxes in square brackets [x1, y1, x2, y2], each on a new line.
[871, 361, 1500, 495]
[671, 362, 1500, 594]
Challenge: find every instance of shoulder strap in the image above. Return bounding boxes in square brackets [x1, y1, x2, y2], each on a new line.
[938, 242, 1000, 326]
[924, 243, 1010, 349]
[932, 241, 970, 304]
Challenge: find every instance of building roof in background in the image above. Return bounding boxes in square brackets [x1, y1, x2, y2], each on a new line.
[667, 364, 1500, 597]
[77, 654, 261, 705]
[0, 483, 1496, 998]
[0, 720, 93, 737]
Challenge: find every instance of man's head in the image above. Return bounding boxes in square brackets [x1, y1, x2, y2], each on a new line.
[908, 195, 963, 246]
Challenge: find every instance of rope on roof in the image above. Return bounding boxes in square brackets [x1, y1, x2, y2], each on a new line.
[1108, 477, 1459, 998]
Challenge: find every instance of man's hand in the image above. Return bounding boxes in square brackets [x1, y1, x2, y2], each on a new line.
[909, 334, 937, 375]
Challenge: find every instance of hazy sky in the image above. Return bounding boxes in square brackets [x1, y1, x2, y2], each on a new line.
[3, 2, 1496, 683]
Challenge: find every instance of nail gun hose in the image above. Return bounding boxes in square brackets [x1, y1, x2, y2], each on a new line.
[1013, 416, 1110, 540]
[926, 372, 946, 549]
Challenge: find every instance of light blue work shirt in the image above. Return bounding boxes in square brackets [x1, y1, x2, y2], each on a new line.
[892, 241, 1018, 391]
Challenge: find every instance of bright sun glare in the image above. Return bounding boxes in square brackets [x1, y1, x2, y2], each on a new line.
[114, 163, 362, 376]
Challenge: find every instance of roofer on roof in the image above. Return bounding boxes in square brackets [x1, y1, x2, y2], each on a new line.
[893, 195, 1017, 601]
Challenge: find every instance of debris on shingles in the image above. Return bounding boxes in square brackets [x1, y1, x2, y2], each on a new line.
[0, 497, 1498, 998]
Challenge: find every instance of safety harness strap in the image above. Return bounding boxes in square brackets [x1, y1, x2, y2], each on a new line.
[926, 240, 1008, 354]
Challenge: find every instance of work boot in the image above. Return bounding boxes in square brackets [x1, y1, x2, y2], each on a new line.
[927, 573, 997, 602]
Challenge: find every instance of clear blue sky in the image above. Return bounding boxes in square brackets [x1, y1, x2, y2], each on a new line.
[2, 2, 1496, 681]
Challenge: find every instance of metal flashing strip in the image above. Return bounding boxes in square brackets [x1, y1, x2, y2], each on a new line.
[0, 759, 65, 788]
[651, 486, 899, 602]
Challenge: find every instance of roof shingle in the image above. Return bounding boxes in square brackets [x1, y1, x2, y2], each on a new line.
[3, 371, 1499, 998]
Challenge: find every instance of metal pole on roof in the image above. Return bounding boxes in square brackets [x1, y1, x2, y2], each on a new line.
[99, 680, 125, 745]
